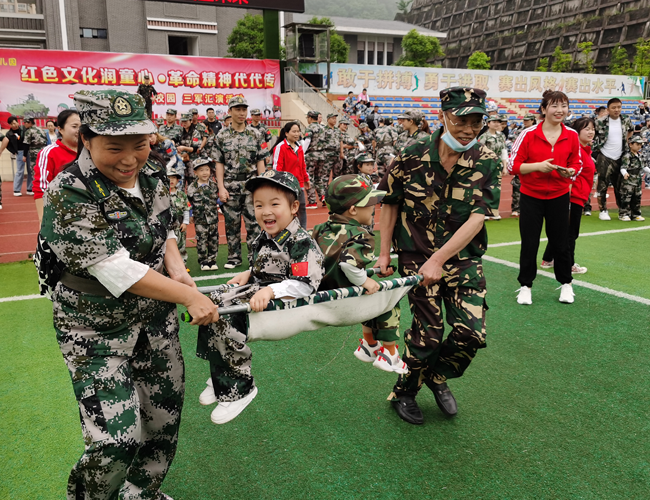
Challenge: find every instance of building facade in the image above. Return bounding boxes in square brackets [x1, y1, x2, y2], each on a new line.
[404, 0, 650, 72]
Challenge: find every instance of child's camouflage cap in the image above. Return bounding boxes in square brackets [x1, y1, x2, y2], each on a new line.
[245, 169, 301, 198]
[193, 157, 214, 170]
[326, 174, 386, 214]
[523, 114, 536, 121]
[166, 166, 181, 178]
[398, 110, 424, 123]
[486, 115, 501, 123]
[629, 135, 644, 144]
[74, 90, 155, 136]
[440, 87, 488, 117]
[354, 152, 375, 164]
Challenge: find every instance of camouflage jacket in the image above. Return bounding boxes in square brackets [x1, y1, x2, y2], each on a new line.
[170, 188, 189, 226]
[159, 122, 183, 144]
[250, 122, 272, 145]
[187, 178, 219, 225]
[593, 114, 634, 155]
[479, 131, 506, 160]
[378, 129, 501, 290]
[179, 125, 203, 160]
[194, 121, 209, 139]
[304, 122, 324, 157]
[24, 126, 48, 160]
[212, 125, 267, 193]
[620, 150, 644, 176]
[249, 218, 324, 290]
[313, 125, 342, 157]
[357, 131, 376, 156]
[312, 213, 375, 292]
[341, 132, 356, 164]
[136, 84, 157, 103]
[375, 125, 398, 149]
[396, 129, 427, 152]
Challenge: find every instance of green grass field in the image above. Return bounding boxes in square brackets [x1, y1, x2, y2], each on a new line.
[1, 208, 650, 499]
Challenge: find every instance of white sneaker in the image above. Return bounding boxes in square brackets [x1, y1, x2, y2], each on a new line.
[209, 264, 219, 270]
[571, 264, 588, 274]
[516, 286, 532, 305]
[200, 265, 211, 271]
[558, 283, 575, 304]
[599, 211, 611, 221]
[353, 338, 382, 362]
[13, 192, 21, 197]
[373, 346, 408, 374]
[211, 386, 258, 425]
[199, 385, 217, 406]
[618, 215, 631, 222]
[26, 190, 33, 196]
[633, 215, 646, 221]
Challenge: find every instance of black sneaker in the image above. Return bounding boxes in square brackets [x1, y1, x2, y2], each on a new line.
[391, 395, 424, 425]
[429, 382, 458, 417]
[224, 260, 242, 269]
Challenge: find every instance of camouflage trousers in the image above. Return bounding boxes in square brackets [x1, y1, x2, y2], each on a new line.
[306, 154, 337, 204]
[511, 175, 521, 212]
[619, 174, 643, 217]
[196, 284, 259, 402]
[595, 153, 622, 211]
[177, 228, 188, 263]
[376, 151, 396, 183]
[362, 303, 400, 343]
[393, 257, 487, 397]
[194, 219, 219, 267]
[221, 190, 259, 265]
[57, 306, 184, 500]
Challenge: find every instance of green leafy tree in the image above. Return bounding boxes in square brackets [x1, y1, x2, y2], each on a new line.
[577, 41, 595, 73]
[307, 16, 350, 63]
[397, 0, 413, 15]
[550, 46, 572, 73]
[227, 14, 264, 59]
[631, 38, 650, 76]
[395, 29, 445, 67]
[467, 51, 491, 70]
[609, 44, 632, 75]
[537, 57, 549, 72]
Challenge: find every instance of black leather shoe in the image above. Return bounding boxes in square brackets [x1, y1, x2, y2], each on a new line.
[391, 395, 424, 425]
[430, 382, 458, 417]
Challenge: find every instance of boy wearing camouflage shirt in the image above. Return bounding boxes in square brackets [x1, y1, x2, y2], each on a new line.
[619, 135, 650, 221]
[168, 168, 190, 263]
[197, 170, 324, 424]
[312, 175, 408, 374]
[187, 158, 220, 270]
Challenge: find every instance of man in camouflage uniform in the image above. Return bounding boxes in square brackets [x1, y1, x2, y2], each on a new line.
[23, 118, 48, 171]
[479, 115, 507, 220]
[214, 96, 267, 269]
[335, 118, 356, 178]
[510, 114, 536, 216]
[177, 113, 203, 181]
[187, 158, 220, 270]
[41, 90, 205, 499]
[374, 117, 399, 181]
[303, 110, 325, 207]
[197, 170, 324, 424]
[306, 112, 341, 207]
[619, 135, 650, 221]
[250, 108, 273, 169]
[136, 74, 158, 118]
[159, 108, 183, 144]
[395, 110, 427, 152]
[378, 87, 501, 425]
[189, 108, 208, 153]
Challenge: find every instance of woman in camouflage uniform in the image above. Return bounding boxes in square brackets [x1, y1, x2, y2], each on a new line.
[41, 90, 219, 500]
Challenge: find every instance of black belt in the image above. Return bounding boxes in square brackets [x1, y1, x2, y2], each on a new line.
[226, 173, 252, 182]
[60, 271, 112, 296]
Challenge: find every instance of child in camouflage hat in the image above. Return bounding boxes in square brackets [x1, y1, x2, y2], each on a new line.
[197, 170, 324, 424]
[187, 157, 220, 270]
[619, 135, 650, 221]
[353, 152, 379, 232]
[312, 175, 408, 374]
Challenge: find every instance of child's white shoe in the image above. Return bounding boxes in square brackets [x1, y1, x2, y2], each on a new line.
[211, 386, 258, 424]
[199, 385, 217, 406]
[373, 346, 408, 374]
[353, 338, 382, 362]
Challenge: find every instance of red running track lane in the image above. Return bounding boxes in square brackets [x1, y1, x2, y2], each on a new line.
[2, 178, 648, 263]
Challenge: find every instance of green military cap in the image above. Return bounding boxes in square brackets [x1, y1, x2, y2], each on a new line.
[156, 118, 165, 125]
[358, 122, 369, 129]
[399, 109, 424, 123]
[339, 118, 350, 125]
[245, 169, 301, 198]
[250, 108, 261, 115]
[486, 116, 500, 123]
[180, 113, 191, 121]
[74, 90, 155, 136]
[629, 135, 644, 144]
[327, 112, 338, 119]
[354, 152, 375, 164]
[228, 96, 248, 109]
[193, 157, 214, 170]
[189, 108, 199, 114]
[326, 175, 386, 215]
[440, 86, 488, 117]
[499, 115, 508, 122]
[166, 108, 177, 115]
[523, 114, 536, 121]
[307, 110, 319, 119]
[224, 114, 231, 120]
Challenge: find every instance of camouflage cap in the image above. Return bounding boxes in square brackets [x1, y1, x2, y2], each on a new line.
[307, 110, 319, 119]
[339, 118, 350, 125]
[250, 108, 261, 115]
[180, 113, 191, 121]
[224, 114, 232, 120]
[326, 174, 386, 215]
[629, 135, 644, 144]
[327, 113, 338, 119]
[440, 87, 488, 117]
[193, 157, 214, 170]
[486, 116, 501, 123]
[499, 115, 508, 122]
[189, 108, 199, 114]
[156, 118, 165, 125]
[523, 114, 536, 121]
[359, 122, 369, 129]
[166, 108, 177, 115]
[245, 169, 301, 198]
[166, 166, 181, 178]
[399, 109, 424, 122]
[354, 152, 375, 164]
[228, 96, 248, 109]
[74, 90, 156, 136]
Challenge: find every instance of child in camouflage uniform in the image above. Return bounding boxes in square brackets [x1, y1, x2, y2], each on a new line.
[187, 158, 220, 270]
[168, 168, 190, 263]
[197, 170, 324, 424]
[353, 153, 378, 232]
[312, 175, 408, 374]
[619, 135, 650, 221]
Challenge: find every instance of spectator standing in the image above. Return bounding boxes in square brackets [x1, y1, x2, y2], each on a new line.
[336, 118, 356, 177]
[303, 110, 325, 208]
[45, 119, 58, 145]
[203, 107, 222, 136]
[0, 116, 30, 196]
[136, 74, 158, 119]
[159, 108, 183, 144]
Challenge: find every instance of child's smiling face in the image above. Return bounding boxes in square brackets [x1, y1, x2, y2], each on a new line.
[357, 161, 375, 176]
[253, 185, 299, 238]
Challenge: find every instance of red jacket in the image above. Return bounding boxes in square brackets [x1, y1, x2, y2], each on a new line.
[571, 143, 595, 205]
[272, 139, 309, 188]
[508, 122, 582, 200]
[33, 140, 77, 200]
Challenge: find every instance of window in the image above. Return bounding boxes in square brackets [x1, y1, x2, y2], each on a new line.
[80, 28, 107, 39]
[367, 41, 374, 65]
[357, 40, 365, 65]
[386, 42, 394, 65]
[377, 42, 384, 66]
[169, 35, 198, 56]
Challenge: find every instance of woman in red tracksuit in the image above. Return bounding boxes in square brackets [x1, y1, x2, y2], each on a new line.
[541, 117, 596, 275]
[272, 121, 310, 227]
[508, 90, 582, 305]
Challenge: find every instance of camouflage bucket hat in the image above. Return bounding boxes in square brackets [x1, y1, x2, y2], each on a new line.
[245, 169, 301, 198]
[193, 157, 214, 170]
[326, 174, 386, 215]
[228, 96, 248, 109]
[166, 108, 177, 115]
[523, 114, 536, 121]
[440, 87, 488, 117]
[250, 108, 261, 115]
[74, 90, 156, 136]
[629, 135, 644, 144]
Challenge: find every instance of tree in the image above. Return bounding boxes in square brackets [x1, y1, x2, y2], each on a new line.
[609, 44, 632, 75]
[632, 38, 650, 76]
[577, 41, 595, 74]
[395, 29, 445, 67]
[227, 14, 264, 59]
[550, 46, 572, 73]
[397, 0, 413, 15]
[307, 16, 350, 63]
[467, 51, 491, 70]
[537, 57, 549, 72]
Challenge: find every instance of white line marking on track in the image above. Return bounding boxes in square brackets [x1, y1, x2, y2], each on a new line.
[483, 255, 650, 306]
[0, 294, 46, 303]
[489, 224, 650, 248]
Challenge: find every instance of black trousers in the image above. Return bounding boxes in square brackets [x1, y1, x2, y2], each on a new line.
[518, 192, 572, 287]
[542, 201, 583, 266]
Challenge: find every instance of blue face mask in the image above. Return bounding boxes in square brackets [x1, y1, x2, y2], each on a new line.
[441, 115, 478, 152]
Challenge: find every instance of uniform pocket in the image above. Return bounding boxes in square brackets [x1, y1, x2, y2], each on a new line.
[72, 375, 110, 445]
